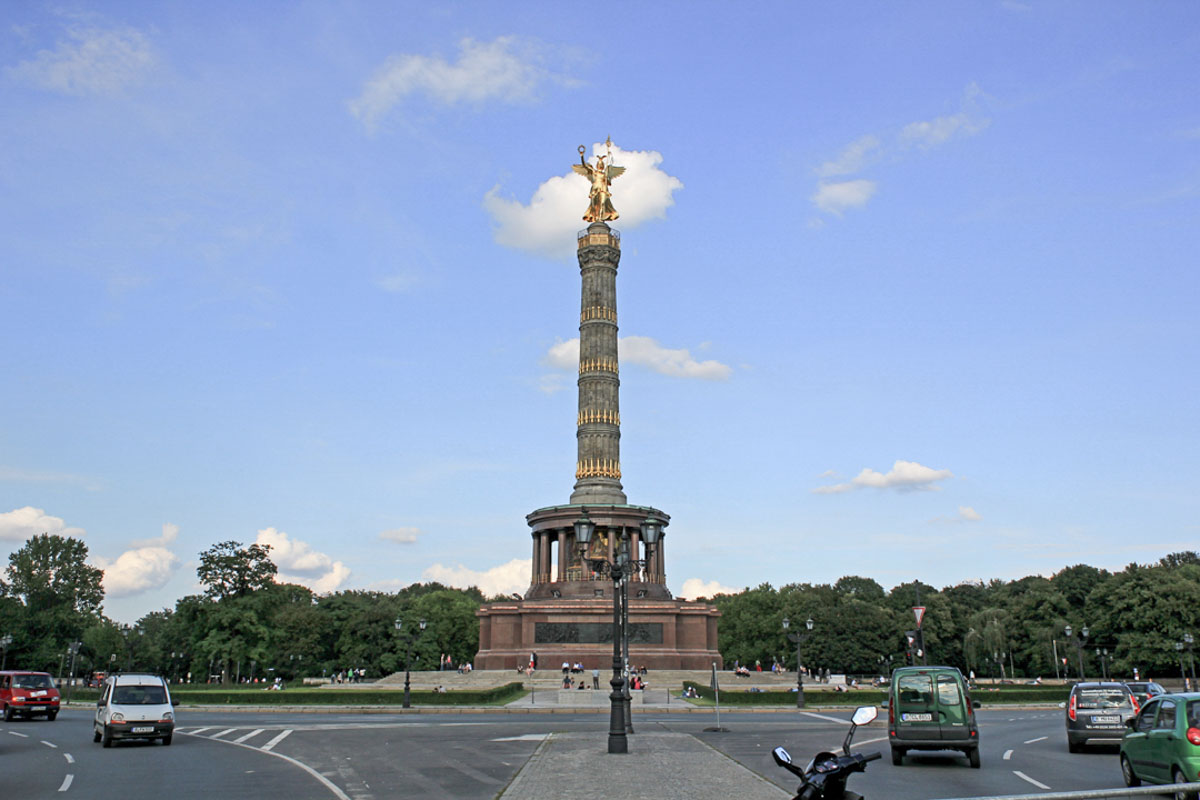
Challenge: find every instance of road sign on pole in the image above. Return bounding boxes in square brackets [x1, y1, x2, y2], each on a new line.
[913, 606, 926, 627]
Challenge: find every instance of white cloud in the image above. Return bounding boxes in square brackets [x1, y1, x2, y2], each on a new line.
[817, 135, 881, 178]
[0, 506, 85, 541]
[421, 558, 530, 597]
[94, 523, 181, 598]
[811, 180, 877, 215]
[350, 36, 564, 128]
[813, 460, 953, 494]
[485, 142, 684, 260]
[930, 506, 983, 524]
[543, 336, 731, 380]
[255, 527, 351, 594]
[679, 577, 741, 600]
[380, 527, 419, 544]
[899, 112, 987, 149]
[4, 25, 154, 95]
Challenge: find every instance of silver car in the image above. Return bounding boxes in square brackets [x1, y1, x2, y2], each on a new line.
[1066, 681, 1138, 752]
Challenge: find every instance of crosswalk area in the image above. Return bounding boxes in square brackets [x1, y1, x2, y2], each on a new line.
[178, 726, 294, 750]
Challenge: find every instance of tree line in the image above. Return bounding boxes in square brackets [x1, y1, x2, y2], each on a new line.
[2, 533, 1198, 684]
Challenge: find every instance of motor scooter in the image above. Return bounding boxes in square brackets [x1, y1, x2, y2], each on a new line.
[772, 705, 881, 800]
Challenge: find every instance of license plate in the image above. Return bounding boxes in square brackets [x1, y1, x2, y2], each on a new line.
[1093, 715, 1120, 724]
[30, 706, 46, 711]
[902, 713, 933, 721]
[132, 726, 155, 733]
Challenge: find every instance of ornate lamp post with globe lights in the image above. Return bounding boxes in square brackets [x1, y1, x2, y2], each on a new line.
[573, 509, 661, 754]
[1064, 624, 1088, 681]
[782, 617, 814, 708]
[395, 617, 426, 709]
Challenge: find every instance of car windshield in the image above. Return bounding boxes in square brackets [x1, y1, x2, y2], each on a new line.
[1189, 701, 1200, 729]
[112, 685, 168, 705]
[13, 674, 54, 689]
[1077, 688, 1132, 709]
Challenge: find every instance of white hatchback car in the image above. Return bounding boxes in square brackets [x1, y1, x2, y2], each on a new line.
[93, 673, 177, 747]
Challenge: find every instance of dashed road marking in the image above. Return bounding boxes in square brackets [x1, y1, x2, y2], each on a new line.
[189, 727, 213, 734]
[64, 753, 75, 764]
[801, 711, 851, 724]
[492, 734, 548, 742]
[211, 728, 237, 739]
[8, 731, 29, 738]
[1014, 770, 1051, 790]
[1003, 749, 1013, 760]
[42, 740, 58, 748]
[58, 774, 74, 792]
[235, 729, 264, 744]
[261, 729, 293, 752]
[1023, 735, 1047, 744]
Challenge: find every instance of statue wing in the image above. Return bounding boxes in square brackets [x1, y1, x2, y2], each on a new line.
[572, 164, 592, 178]
[606, 165, 626, 180]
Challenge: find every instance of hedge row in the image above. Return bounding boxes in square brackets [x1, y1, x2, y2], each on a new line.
[681, 682, 1069, 706]
[67, 683, 525, 706]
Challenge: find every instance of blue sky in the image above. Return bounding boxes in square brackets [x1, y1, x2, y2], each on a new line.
[2, 2, 1198, 623]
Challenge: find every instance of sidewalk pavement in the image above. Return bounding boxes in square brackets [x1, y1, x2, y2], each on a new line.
[499, 731, 790, 800]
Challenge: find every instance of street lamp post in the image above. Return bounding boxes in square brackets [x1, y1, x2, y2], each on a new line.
[782, 617, 814, 708]
[1184, 634, 1197, 691]
[1064, 624, 1088, 681]
[1095, 648, 1109, 681]
[573, 510, 660, 755]
[396, 617, 427, 709]
[1, 634, 13, 670]
[65, 642, 82, 704]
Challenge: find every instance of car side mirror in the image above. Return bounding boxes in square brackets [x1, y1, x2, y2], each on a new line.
[1126, 717, 1138, 729]
[172, 698, 180, 706]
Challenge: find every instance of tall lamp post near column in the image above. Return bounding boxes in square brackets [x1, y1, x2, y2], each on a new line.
[0, 634, 12, 670]
[1184, 634, 1196, 691]
[573, 509, 660, 755]
[396, 617, 426, 709]
[782, 617, 813, 708]
[1064, 624, 1088, 681]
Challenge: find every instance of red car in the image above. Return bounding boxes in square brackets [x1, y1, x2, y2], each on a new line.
[0, 670, 61, 721]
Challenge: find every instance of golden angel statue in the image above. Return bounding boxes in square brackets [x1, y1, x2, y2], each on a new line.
[573, 139, 626, 222]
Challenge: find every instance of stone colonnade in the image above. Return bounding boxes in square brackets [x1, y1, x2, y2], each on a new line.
[529, 526, 665, 586]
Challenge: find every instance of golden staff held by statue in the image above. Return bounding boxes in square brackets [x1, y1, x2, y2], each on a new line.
[573, 138, 626, 223]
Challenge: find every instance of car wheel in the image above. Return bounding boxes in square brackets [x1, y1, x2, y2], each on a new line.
[1173, 767, 1195, 800]
[47, 711, 57, 721]
[968, 747, 981, 769]
[891, 747, 905, 766]
[162, 734, 172, 746]
[93, 727, 101, 743]
[101, 726, 113, 748]
[1121, 754, 1141, 787]
[3, 704, 12, 722]
[1068, 736, 1082, 753]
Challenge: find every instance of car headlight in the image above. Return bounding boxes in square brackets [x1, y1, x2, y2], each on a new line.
[11, 696, 24, 702]
[110, 712, 125, 722]
[163, 711, 174, 721]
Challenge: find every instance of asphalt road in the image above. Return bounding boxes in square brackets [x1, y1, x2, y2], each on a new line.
[1, 706, 1135, 800]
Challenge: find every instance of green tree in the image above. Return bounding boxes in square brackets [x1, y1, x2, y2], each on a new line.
[197, 540, 277, 600]
[2, 534, 104, 670]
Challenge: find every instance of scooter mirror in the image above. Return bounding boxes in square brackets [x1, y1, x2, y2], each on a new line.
[772, 746, 793, 767]
[851, 706, 878, 726]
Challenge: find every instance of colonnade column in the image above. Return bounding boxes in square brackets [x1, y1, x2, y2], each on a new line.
[556, 529, 567, 582]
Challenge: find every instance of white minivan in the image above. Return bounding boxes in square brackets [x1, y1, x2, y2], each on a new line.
[93, 673, 177, 747]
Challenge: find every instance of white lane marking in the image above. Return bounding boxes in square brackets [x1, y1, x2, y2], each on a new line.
[188, 727, 213, 734]
[801, 711, 851, 724]
[1003, 749, 1013, 760]
[180, 729, 348, 800]
[58, 774, 74, 792]
[1023, 735, 1047, 744]
[8, 731, 29, 738]
[492, 733, 548, 742]
[1014, 771, 1051, 790]
[234, 729, 264, 744]
[42, 740, 59, 748]
[261, 729, 293, 752]
[856, 735, 888, 746]
[64, 753, 75, 764]
[210, 728, 237, 739]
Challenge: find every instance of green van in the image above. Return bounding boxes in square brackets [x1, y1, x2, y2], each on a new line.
[884, 666, 980, 768]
